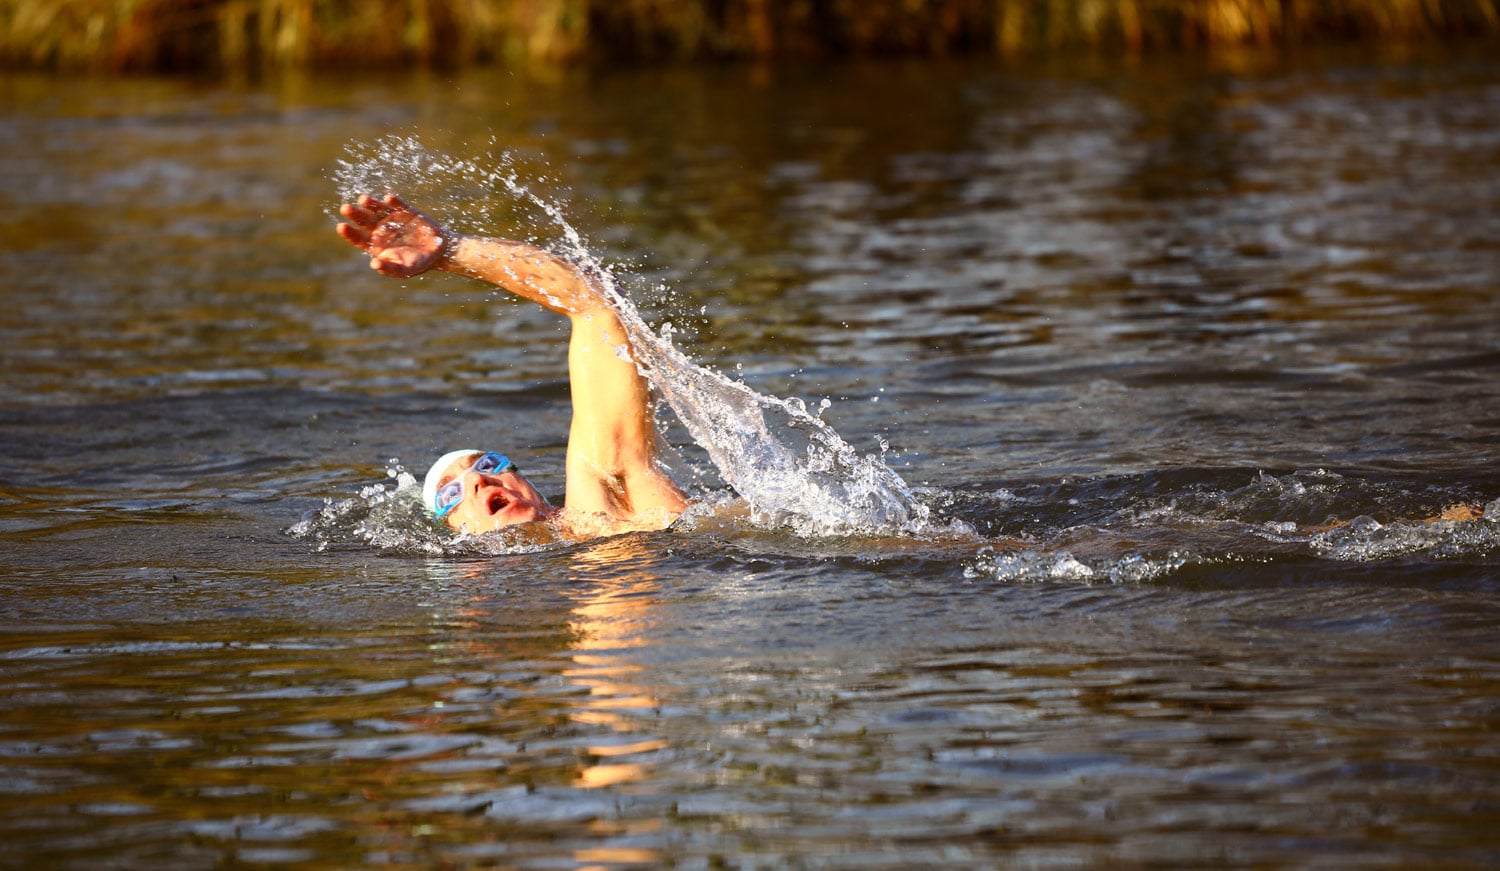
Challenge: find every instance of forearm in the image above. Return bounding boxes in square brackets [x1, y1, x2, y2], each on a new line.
[438, 235, 607, 317]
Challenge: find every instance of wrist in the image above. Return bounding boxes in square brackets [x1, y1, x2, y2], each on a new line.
[435, 231, 466, 273]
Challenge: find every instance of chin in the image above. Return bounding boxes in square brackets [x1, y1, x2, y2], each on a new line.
[460, 505, 543, 532]
[491, 509, 541, 529]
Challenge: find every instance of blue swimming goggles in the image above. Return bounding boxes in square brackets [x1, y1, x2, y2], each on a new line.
[433, 452, 517, 519]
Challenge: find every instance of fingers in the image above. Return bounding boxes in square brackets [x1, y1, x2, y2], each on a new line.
[339, 200, 383, 228]
[338, 193, 403, 223]
[336, 194, 403, 249]
[335, 192, 428, 264]
[359, 193, 409, 218]
[337, 214, 369, 238]
[360, 193, 392, 210]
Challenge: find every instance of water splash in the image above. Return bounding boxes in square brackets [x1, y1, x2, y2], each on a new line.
[287, 461, 567, 555]
[335, 135, 943, 538]
[1310, 501, 1500, 562]
[950, 471, 1498, 582]
[287, 464, 447, 554]
[963, 547, 1200, 584]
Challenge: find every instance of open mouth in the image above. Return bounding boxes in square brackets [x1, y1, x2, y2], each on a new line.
[487, 490, 512, 514]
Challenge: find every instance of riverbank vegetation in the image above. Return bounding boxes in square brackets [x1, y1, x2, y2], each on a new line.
[4, 0, 1498, 71]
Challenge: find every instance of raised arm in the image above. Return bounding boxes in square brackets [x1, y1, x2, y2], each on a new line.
[335, 194, 600, 314]
[336, 194, 686, 527]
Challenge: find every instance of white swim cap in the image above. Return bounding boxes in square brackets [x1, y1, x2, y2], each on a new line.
[422, 449, 482, 516]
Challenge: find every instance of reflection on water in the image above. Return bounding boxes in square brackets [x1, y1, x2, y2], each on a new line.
[2, 48, 1500, 868]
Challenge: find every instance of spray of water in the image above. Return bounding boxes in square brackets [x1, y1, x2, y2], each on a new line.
[332, 135, 943, 539]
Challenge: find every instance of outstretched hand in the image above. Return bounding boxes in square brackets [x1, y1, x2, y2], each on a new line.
[336, 194, 450, 278]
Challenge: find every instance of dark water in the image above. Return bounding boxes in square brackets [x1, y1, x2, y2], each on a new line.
[3, 48, 1500, 868]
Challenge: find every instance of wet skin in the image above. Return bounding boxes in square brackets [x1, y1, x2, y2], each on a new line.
[435, 451, 557, 533]
[335, 193, 688, 534]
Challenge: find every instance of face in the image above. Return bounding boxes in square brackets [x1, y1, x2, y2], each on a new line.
[434, 452, 553, 533]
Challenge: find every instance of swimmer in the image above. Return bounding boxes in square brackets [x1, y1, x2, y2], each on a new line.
[335, 193, 688, 536]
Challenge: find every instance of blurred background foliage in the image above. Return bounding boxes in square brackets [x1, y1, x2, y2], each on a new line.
[2, 0, 1498, 71]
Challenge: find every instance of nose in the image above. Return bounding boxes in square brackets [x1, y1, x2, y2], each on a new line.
[465, 467, 518, 500]
[463, 468, 492, 493]
[468, 467, 506, 487]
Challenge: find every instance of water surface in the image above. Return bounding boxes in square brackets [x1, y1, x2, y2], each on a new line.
[2, 49, 1499, 868]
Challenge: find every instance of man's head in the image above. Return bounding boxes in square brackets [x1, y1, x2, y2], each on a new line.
[422, 449, 554, 532]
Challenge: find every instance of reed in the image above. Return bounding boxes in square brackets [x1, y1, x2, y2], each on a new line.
[3, 0, 1497, 71]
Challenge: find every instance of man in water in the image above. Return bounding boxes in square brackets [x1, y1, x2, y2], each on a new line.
[335, 193, 688, 536]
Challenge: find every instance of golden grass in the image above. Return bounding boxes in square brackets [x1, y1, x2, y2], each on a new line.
[2, 0, 1498, 71]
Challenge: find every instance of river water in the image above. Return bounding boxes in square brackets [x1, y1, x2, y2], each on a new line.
[2, 47, 1499, 868]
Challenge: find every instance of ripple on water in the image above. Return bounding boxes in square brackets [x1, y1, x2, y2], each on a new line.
[4, 55, 1500, 871]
